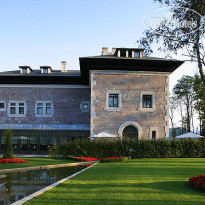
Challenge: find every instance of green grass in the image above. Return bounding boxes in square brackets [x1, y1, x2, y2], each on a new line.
[26, 158, 205, 205]
[0, 158, 75, 170]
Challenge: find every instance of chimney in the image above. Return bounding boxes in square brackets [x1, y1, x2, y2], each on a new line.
[61, 61, 67, 72]
[112, 48, 116, 54]
[102, 47, 108, 55]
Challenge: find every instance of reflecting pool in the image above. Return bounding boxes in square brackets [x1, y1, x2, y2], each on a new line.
[0, 165, 86, 205]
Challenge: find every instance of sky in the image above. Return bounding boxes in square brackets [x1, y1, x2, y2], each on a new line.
[0, 0, 200, 130]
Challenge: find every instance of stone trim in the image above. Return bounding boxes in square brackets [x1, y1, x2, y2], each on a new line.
[139, 91, 155, 112]
[165, 76, 169, 138]
[149, 127, 159, 139]
[90, 70, 170, 76]
[7, 101, 27, 117]
[105, 90, 122, 111]
[35, 101, 54, 118]
[0, 100, 6, 111]
[90, 73, 96, 136]
[118, 121, 143, 139]
[80, 101, 90, 113]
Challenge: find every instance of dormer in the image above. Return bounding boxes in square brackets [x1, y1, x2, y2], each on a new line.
[114, 48, 144, 58]
[19, 66, 32, 74]
[40, 66, 52, 74]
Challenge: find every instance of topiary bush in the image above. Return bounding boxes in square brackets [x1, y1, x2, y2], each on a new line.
[3, 129, 14, 159]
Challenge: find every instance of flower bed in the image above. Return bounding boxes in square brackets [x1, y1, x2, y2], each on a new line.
[189, 175, 205, 192]
[71, 156, 131, 163]
[0, 159, 28, 164]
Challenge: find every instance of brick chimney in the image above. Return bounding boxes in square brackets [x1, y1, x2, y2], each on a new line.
[102, 47, 108, 55]
[61, 61, 67, 72]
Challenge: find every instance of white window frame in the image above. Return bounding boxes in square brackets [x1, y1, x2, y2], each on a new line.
[0, 101, 6, 111]
[80, 101, 90, 113]
[139, 91, 155, 112]
[105, 90, 122, 111]
[35, 101, 54, 117]
[8, 101, 27, 117]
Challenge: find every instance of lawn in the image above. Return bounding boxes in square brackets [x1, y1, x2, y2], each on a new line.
[25, 158, 205, 205]
[0, 158, 75, 170]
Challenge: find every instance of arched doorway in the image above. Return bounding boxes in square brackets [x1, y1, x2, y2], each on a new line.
[122, 125, 138, 139]
[118, 121, 143, 139]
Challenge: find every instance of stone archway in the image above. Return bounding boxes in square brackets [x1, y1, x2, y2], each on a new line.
[118, 121, 143, 139]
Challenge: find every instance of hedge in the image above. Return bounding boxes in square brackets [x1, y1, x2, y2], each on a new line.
[49, 138, 205, 158]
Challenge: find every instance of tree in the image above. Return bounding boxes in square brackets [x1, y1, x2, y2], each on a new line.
[3, 129, 14, 159]
[169, 95, 178, 137]
[138, 0, 205, 85]
[173, 75, 195, 132]
[193, 74, 205, 135]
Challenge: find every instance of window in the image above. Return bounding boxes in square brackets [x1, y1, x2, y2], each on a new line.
[43, 68, 48, 74]
[120, 50, 126, 57]
[105, 90, 121, 111]
[22, 68, 27, 74]
[8, 101, 27, 117]
[0, 101, 6, 111]
[80, 101, 90, 112]
[149, 127, 159, 139]
[139, 92, 155, 111]
[134, 52, 140, 57]
[143, 95, 152, 108]
[35, 101, 53, 117]
[152, 131, 156, 140]
[46, 103, 52, 115]
[128, 50, 132, 57]
[109, 94, 119, 107]
[82, 104, 88, 109]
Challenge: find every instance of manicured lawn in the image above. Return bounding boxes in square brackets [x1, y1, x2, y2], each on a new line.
[0, 158, 75, 170]
[26, 158, 205, 205]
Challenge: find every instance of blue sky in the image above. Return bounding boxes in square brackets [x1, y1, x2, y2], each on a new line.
[0, 0, 159, 71]
[0, 0, 200, 129]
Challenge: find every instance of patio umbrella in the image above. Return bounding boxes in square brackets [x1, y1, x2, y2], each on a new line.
[175, 132, 204, 139]
[89, 132, 117, 139]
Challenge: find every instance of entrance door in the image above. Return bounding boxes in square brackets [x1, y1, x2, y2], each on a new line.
[122, 126, 138, 139]
[19, 131, 29, 154]
[39, 132, 48, 154]
[29, 132, 39, 154]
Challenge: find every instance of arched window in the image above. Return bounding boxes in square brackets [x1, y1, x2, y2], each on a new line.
[122, 126, 138, 139]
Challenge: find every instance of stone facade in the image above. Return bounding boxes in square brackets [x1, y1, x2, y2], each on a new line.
[0, 86, 90, 125]
[90, 71, 169, 139]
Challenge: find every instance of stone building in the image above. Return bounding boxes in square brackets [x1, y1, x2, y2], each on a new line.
[0, 47, 183, 154]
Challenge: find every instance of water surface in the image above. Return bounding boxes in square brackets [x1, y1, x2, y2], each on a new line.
[0, 165, 86, 205]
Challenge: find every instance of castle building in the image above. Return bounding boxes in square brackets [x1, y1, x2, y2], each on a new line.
[0, 47, 184, 154]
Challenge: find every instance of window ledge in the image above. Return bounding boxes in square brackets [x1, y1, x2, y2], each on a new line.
[139, 108, 155, 112]
[35, 114, 53, 118]
[104, 107, 121, 112]
[8, 114, 26, 117]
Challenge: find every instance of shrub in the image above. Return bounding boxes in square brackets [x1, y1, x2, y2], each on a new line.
[49, 146, 59, 158]
[3, 129, 14, 159]
[101, 156, 131, 163]
[189, 175, 205, 192]
[49, 138, 205, 159]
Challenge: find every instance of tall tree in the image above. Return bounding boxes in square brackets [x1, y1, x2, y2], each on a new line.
[169, 95, 178, 137]
[173, 75, 195, 132]
[193, 74, 205, 135]
[3, 129, 14, 159]
[138, 0, 205, 85]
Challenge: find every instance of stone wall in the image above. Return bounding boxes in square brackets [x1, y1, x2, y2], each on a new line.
[0, 87, 90, 125]
[91, 71, 169, 139]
